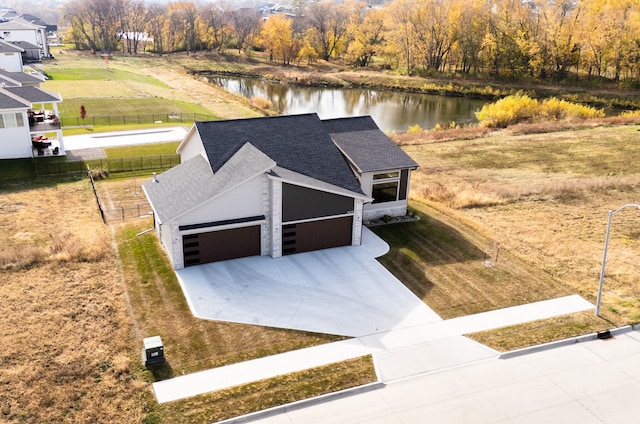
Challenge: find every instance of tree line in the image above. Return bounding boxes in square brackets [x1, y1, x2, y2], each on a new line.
[62, 0, 640, 83]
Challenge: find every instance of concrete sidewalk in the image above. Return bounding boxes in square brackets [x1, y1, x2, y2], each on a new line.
[232, 327, 640, 424]
[153, 295, 594, 403]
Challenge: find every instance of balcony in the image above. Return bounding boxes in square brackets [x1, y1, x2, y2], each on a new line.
[29, 110, 61, 132]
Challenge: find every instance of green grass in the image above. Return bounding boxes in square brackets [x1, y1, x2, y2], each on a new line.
[58, 98, 214, 119]
[103, 142, 181, 157]
[47, 67, 169, 87]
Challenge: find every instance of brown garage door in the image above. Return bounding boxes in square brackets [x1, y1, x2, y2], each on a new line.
[282, 216, 352, 255]
[183, 225, 261, 266]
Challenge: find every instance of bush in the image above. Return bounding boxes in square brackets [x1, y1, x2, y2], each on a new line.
[476, 94, 604, 128]
[407, 124, 424, 134]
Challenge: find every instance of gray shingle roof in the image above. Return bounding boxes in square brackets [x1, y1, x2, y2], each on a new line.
[3, 86, 60, 103]
[0, 39, 22, 53]
[143, 144, 276, 222]
[322, 115, 380, 133]
[324, 116, 419, 173]
[0, 89, 30, 108]
[195, 113, 364, 194]
[331, 129, 418, 173]
[0, 69, 43, 86]
[11, 40, 39, 50]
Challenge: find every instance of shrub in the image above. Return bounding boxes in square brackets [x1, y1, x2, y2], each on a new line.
[250, 96, 275, 112]
[476, 94, 604, 128]
[407, 124, 424, 134]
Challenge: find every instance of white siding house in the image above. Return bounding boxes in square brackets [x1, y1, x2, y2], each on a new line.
[143, 114, 417, 270]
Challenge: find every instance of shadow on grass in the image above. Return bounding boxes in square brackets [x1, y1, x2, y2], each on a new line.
[371, 207, 494, 303]
[148, 361, 175, 381]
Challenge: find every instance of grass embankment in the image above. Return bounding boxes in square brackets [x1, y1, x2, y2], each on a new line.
[43, 50, 261, 134]
[175, 49, 640, 110]
[378, 124, 640, 350]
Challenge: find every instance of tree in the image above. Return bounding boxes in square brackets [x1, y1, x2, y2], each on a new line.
[122, 0, 151, 55]
[384, 0, 417, 75]
[306, 1, 356, 61]
[260, 14, 297, 65]
[230, 8, 262, 53]
[200, 3, 232, 52]
[346, 8, 386, 67]
[146, 3, 167, 55]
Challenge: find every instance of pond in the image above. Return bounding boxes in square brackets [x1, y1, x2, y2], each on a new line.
[205, 75, 489, 132]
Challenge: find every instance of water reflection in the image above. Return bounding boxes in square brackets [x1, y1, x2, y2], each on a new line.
[207, 75, 487, 132]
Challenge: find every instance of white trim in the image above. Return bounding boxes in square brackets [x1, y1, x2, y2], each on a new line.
[178, 219, 266, 236]
[282, 212, 354, 226]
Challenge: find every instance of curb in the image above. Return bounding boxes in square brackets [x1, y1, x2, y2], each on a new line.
[498, 324, 636, 359]
[214, 381, 385, 424]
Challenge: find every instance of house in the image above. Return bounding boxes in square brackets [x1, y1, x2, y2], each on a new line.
[142, 113, 417, 269]
[0, 39, 24, 72]
[0, 69, 64, 159]
[0, 18, 49, 58]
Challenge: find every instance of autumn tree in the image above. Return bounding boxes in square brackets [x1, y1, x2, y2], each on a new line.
[454, 0, 490, 74]
[200, 3, 232, 52]
[305, 1, 358, 61]
[62, 0, 124, 53]
[384, 0, 417, 75]
[146, 3, 167, 55]
[230, 8, 262, 53]
[346, 8, 385, 67]
[260, 14, 297, 65]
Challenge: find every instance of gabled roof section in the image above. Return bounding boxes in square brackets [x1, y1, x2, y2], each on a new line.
[0, 19, 44, 30]
[0, 38, 23, 53]
[331, 129, 418, 173]
[325, 116, 419, 173]
[0, 88, 30, 108]
[195, 114, 363, 194]
[3, 86, 61, 103]
[0, 69, 43, 86]
[11, 40, 39, 50]
[322, 115, 380, 133]
[143, 143, 276, 223]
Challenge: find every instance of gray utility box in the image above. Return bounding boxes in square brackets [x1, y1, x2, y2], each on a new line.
[142, 336, 165, 367]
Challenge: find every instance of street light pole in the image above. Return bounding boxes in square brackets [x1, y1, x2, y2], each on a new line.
[595, 203, 640, 317]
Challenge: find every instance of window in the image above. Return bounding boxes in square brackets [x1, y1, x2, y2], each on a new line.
[0, 113, 24, 129]
[372, 182, 398, 203]
[373, 171, 399, 180]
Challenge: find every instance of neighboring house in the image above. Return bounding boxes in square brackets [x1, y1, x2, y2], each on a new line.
[0, 18, 49, 58]
[0, 39, 24, 72]
[0, 69, 63, 159]
[142, 113, 417, 269]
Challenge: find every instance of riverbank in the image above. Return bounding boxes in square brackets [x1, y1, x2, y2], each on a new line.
[174, 50, 640, 111]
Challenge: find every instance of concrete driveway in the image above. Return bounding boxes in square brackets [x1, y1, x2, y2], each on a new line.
[175, 228, 442, 337]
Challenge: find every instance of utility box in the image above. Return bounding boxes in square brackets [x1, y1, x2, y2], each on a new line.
[142, 336, 165, 367]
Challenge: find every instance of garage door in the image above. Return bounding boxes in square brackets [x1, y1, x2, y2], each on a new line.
[282, 216, 352, 255]
[183, 225, 261, 266]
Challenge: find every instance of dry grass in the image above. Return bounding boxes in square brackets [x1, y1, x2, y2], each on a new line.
[467, 311, 609, 351]
[397, 124, 640, 325]
[0, 181, 148, 422]
[0, 178, 373, 422]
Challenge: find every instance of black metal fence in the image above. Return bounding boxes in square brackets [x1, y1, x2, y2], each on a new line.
[87, 165, 154, 223]
[61, 113, 215, 127]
